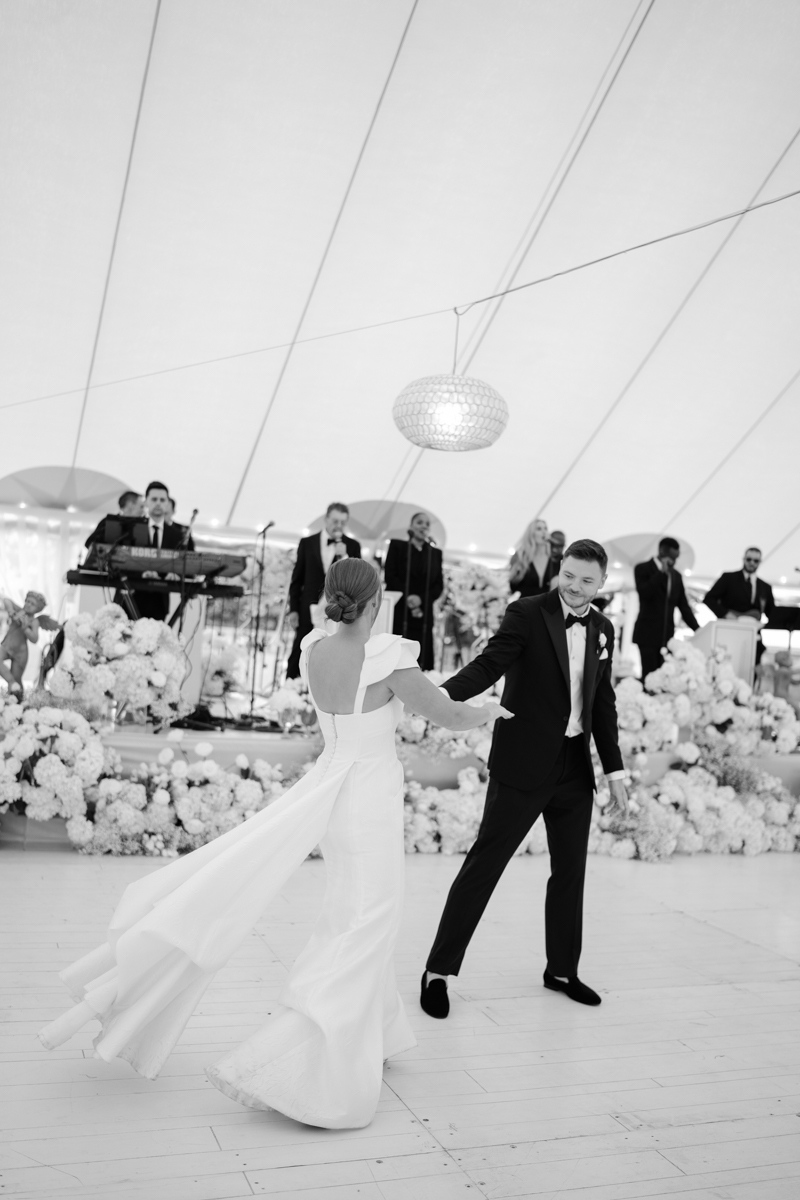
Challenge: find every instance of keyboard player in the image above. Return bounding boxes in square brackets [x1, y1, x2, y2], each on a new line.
[134, 481, 195, 621]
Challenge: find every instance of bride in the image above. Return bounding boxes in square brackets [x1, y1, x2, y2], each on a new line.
[38, 557, 509, 1129]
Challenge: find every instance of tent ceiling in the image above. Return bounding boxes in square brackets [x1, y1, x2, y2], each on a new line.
[2, 0, 800, 582]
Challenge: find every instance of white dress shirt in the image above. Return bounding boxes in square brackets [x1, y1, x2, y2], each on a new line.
[320, 530, 348, 573]
[558, 595, 625, 783]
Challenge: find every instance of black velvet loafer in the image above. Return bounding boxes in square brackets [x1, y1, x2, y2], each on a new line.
[420, 971, 450, 1018]
[543, 969, 601, 1006]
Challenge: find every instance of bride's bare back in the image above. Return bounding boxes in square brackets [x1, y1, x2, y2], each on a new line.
[306, 630, 510, 729]
[306, 636, 393, 715]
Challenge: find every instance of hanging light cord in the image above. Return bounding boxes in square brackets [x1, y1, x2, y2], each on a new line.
[225, 0, 419, 525]
[9, 184, 800, 418]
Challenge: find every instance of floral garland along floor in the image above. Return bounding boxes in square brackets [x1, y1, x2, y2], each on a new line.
[0, 609, 799, 861]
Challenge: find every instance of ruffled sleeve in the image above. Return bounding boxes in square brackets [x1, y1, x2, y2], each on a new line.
[360, 633, 420, 688]
[299, 629, 328, 689]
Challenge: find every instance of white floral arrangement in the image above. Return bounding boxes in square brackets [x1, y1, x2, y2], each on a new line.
[78, 735, 310, 856]
[50, 603, 190, 724]
[442, 560, 509, 641]
[266, 677, 317, 731]
[0, 693, 121, 846]
[202, 645, 247, 700]
[402, 752, 800, 861]
[616, 639, 800, 758]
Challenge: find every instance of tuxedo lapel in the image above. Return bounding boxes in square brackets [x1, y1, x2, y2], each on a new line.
[542, 590, 570, 694]
[582, 613, 600, 729]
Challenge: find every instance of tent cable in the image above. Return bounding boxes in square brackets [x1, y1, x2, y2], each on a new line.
[69, 0, 162, 469]
[225, 0, 420, 525]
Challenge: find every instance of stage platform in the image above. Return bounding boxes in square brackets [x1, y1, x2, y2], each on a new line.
[1, 847, 799, 1199]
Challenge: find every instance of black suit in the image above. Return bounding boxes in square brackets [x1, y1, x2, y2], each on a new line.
[703, 571, 774, 664]
[383, 538, 444, 671]
[426, 589, 623, 979]
[131, 522, 195, 622]
[633, 558, 698, 680]
[286, 532, 362, 678]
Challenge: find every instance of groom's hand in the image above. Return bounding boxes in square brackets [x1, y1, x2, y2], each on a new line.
[606, 778, 630, 820]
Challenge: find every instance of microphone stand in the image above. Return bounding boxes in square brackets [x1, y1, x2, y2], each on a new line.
[177, 509, 199, 635]
[402, 533, 413, 638]
[421, 537, 434, 671]
[249, 520, 274, 723]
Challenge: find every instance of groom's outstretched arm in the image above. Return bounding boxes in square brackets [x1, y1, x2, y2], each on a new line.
[441, 600, 529, 702]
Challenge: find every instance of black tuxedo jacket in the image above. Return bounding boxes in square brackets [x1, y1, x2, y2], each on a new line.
[132, 521, 195, 621]
[633, 558, 698, 649]
[288, 532, 362, 624]
[440, 589, 623, 791]
[703, 571, 775, 622]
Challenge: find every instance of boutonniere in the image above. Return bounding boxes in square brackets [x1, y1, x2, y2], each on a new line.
[597, 630, 608, 660]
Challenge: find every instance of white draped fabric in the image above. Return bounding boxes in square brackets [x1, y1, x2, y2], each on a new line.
[38, 631, 420, 1129]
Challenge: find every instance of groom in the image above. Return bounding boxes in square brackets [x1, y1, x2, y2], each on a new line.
[420, 539, 628, 1017]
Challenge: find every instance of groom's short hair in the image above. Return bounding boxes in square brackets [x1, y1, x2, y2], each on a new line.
[562, 539, 607, 572]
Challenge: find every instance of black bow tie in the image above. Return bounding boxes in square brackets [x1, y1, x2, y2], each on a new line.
[327, 537, 341, 546]
[565, 612, 590, 629]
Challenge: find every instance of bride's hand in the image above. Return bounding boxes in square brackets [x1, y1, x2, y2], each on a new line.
[481, 702, 513, 723]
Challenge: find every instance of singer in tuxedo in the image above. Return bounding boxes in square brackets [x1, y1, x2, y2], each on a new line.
[286, 502, 361, 679]
[633, 537, 698, 682]
[420, 540, 628, 1019]
[383, 511, 444, 671]
[131, 481, 195, 622]
[703, 547, 775, 664]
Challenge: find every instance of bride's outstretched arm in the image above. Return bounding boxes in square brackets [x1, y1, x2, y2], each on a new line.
[387, 667, 511, 731]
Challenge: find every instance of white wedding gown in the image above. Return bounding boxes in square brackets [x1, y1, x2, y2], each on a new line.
[38, 631, 418, 1129]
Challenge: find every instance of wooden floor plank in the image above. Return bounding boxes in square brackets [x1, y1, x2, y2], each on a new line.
[2, 846, 799, 1199]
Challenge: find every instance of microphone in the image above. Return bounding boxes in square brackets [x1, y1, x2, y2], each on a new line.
[258, 520, 275, 536]
[179, 509, 199, 549]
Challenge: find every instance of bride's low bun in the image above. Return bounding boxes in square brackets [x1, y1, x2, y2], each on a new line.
[325, 590, 359, 624]
[324, 558, 381, 625]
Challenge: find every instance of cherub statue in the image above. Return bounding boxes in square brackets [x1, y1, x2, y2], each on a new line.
[0, 591, 60, 696]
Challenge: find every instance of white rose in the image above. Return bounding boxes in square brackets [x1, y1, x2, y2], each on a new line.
[167, 729, 185, 743]
[171, 760, 189, 779]
[152, 788, 171, 806]
[157, 747, 175, 765]
[235, 753, 249, 770]
[194, 742, 214, 758]
[184, 819, 205, 835]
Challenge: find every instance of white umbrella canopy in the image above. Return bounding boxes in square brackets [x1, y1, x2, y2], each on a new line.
[2, 1, 800, 584]
[0, 467, 132, 512]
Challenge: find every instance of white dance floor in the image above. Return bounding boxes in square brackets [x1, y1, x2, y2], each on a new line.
[1, 848, 799, 1199]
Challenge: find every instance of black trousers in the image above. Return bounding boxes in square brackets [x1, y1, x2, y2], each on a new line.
[426, 736, 594, 979]
[286, 616, 312, 680]
[639, 645, 664, 682]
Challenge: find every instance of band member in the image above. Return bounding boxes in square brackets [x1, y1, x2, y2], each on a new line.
[131, 481, 195, 622]
[703, 547, 775, 663]
[509, 519, 559, 597]
[633, 537, 698, 681]
[85, 490, 144, 547]
[383, 511, 444, 671]
[286, 503, 361, 679]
